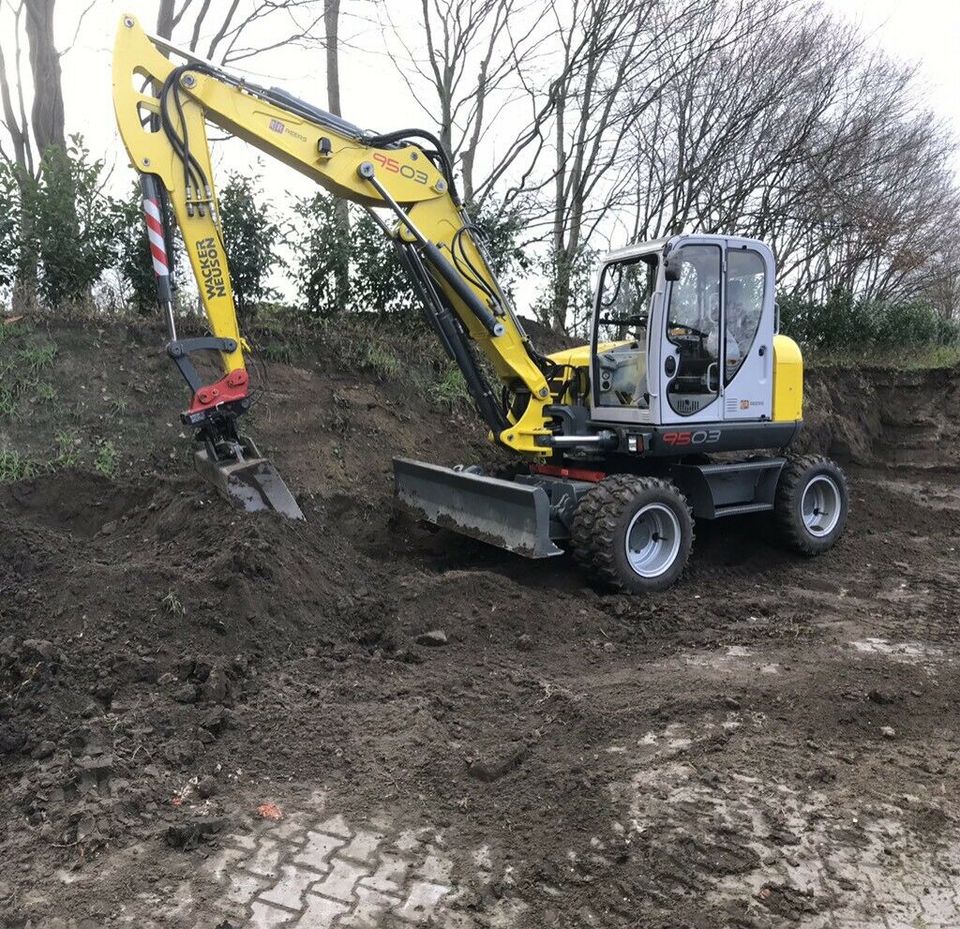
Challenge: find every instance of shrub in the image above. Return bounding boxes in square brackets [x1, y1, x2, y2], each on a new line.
[0, 162, 19, 297]
[219, 173, 280, 318]
[24, 137, 125, 309]
[778, 290, 960, 352]
[349, 209, 417, 316]
[467, 200, 532, 305]
[291, 193, 352, 317]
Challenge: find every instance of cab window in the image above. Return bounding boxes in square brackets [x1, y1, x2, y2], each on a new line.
[665, 244, 722, 416]
[724, 249, 765, 383]
[594, 256, 655, 409]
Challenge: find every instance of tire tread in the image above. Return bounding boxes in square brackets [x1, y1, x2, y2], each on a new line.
[572, 474, 694, 592]
[774, 454, 848, 555]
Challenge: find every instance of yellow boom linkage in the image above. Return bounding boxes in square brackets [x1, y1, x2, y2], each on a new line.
[112, 14, 556, 514]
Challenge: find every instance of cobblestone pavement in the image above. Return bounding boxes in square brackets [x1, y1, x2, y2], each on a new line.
[119, 795, 523, 929]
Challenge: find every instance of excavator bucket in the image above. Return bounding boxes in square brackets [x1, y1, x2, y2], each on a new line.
[393, 457, 562, 558]
[194, 438, 304, 521]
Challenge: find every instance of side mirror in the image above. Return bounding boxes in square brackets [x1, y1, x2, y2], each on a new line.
[664, 257, 681, 282]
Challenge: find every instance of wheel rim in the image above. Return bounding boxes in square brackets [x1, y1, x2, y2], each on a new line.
[800, 474, 841, 537]
[625, 503, 682, 578]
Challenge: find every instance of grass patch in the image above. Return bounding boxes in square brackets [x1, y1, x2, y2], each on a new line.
[0, 450, 42, 482]
[0, 323, 59, 420]
[0, 384, 16, 417]
[94, 439, 119, 478]
[361, 343, 403, 380]
[54, 430, 82, 468]
[429, 365, 469, 408]
[806, 344, 960, 371]
[17, 342, 57, 374]
[160, 590, 185, 616]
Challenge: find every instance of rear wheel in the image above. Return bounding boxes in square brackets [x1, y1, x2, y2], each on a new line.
[572, 475, 694, 593]
[774, 455, 848, 554]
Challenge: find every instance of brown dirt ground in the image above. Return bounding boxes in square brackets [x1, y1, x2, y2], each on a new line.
[1, 319, 960, 928]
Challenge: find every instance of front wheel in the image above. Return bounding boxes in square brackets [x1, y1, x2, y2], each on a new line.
[572, 475, 694, 593]
[774, 455, 849, 555]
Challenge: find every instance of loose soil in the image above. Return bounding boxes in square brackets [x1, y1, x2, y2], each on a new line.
[1, 319, 959, 929]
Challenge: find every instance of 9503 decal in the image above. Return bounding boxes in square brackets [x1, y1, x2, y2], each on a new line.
[373, 152, 428, 184]
[661, 429, 721, 447]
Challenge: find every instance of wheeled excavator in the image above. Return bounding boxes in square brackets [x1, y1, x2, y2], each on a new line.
[112, 15, 849, 593]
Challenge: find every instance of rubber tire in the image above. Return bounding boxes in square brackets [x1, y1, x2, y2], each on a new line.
[774, 455, 849, 555]
[571, 475, 694, 593]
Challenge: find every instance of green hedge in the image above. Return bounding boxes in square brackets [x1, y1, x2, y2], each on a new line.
[778, 291, 960, 351]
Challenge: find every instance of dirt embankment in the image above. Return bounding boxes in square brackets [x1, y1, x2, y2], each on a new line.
[799, 366, 960, 468]
[1, 319, 959, 929]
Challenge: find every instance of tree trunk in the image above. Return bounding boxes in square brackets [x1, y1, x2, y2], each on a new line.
[156, 0, 176, 38]
[325, 0, 350, 313]
[24, 0, 64, 154]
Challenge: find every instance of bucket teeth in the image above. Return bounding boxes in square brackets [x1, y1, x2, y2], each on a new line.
[194, 445, 304, 521]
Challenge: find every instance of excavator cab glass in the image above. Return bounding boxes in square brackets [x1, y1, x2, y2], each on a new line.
[594, 255, 656, 410]
[664, 244, 723, 417]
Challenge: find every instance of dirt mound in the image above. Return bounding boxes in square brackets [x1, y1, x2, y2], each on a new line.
[3, 320, 960, 929]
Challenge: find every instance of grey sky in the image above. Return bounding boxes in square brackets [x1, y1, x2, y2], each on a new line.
[52, 0, 960, 189]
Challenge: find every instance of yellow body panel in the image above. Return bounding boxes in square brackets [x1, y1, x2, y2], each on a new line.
[772, 334, 803, 422]
[546, 341, 626, 369]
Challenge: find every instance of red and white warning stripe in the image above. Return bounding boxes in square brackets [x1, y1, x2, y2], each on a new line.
[142, 197, 169, 278]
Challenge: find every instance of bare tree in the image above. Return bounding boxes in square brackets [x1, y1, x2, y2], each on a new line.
[380, 0, 555, 208]
[0, 0, 86, 303]
[0, 0, 70, 172]
[155, 0, 325, 64]
[325, 0, 350, 310]
[24, 0, 64, 155]
[0, 2, 33, 175]
[533, 0, 691, 331]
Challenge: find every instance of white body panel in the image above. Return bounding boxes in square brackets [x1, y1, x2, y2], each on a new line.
[588, 234, 777, 428]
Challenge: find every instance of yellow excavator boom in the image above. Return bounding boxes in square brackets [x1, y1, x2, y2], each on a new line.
[112, 14, 559, 471]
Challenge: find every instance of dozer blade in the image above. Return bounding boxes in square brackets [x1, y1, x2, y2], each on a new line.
[393, 457, 562, 558]
[194, 445, 305, 521]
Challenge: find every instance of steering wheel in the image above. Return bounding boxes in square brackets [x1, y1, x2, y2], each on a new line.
[668, 320, 708, 339]
[598, 313, 648, 328]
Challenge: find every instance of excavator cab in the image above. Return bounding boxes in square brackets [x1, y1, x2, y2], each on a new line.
[588, 235, 782, 431]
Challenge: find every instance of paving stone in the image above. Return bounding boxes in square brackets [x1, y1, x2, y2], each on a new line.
[394, 880, 450, 924]
[916, 886, 960, 920]
[338, 885, 399, 928]
[317, 814, 353, 839]
[268, 812, 314, 845]
[414, 851, 453, 885]
[394, 831, 421, 853]
[223, 832, 258, 852]
[299, 893, 350, 927]
[359, 852, 412, 895]
[224, 868, 270, 905]
[244, 836, 287, 879]
[258, 863, 321, 910]
[294, 831, 347, 871]
[311, 857, 371, 903]
[249, 900, 297, 929]
[339, 829, 386, 864]
[205, 845, 248, 883]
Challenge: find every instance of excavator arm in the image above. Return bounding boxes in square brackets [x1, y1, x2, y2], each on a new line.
[112, 14, 557, 515]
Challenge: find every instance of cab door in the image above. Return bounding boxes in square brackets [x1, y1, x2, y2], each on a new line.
[720, 243, 776, 421]
[657, 241, 724, 426]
